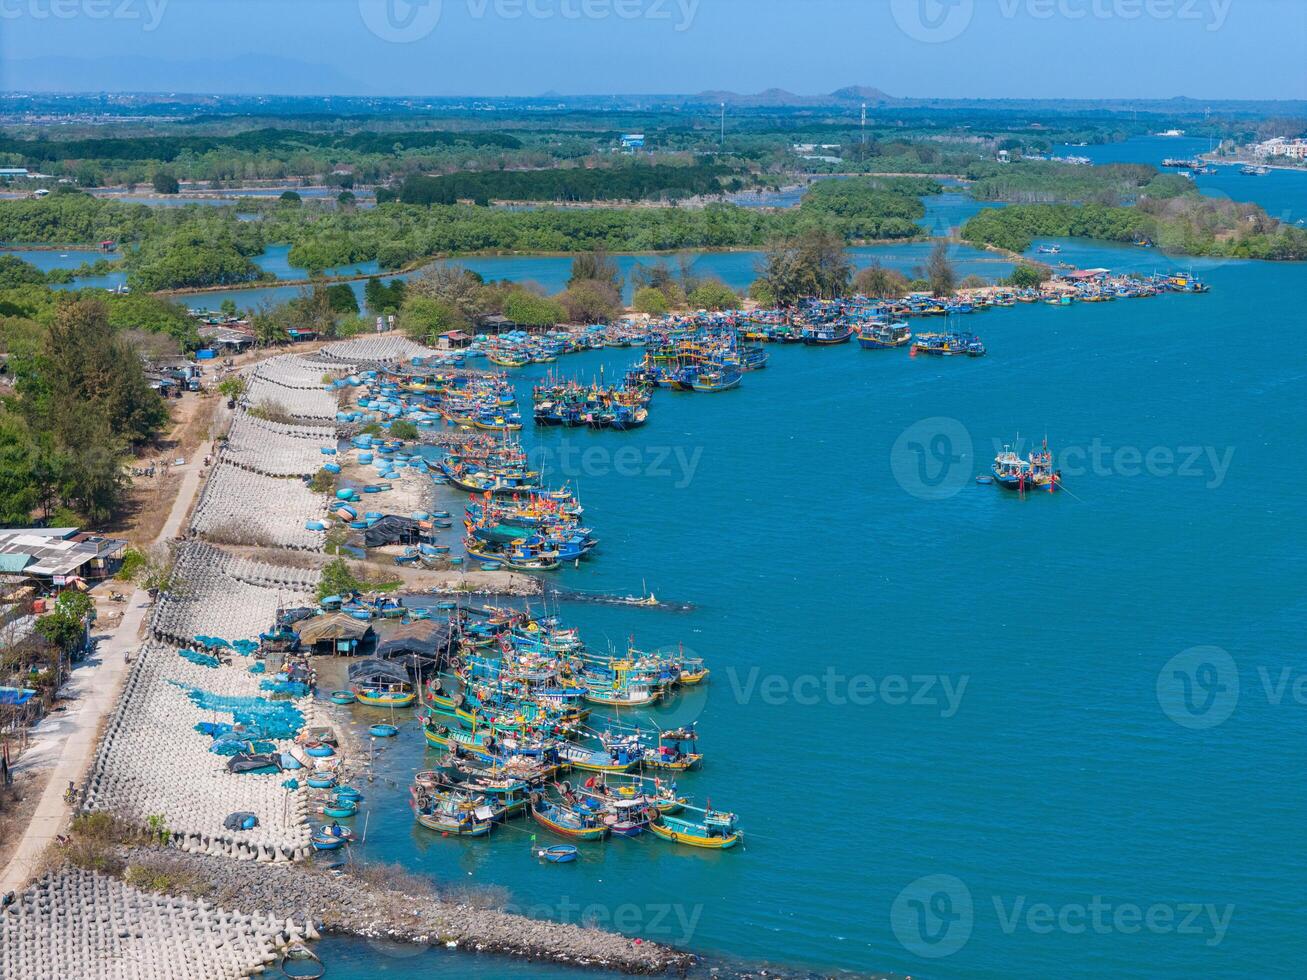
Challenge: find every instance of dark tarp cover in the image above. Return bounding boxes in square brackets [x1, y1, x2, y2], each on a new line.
[376, 620, 451, 661]
[363, 515, 422, 549]
[347, 658, 411, 686]
[227, 753, 283, 774]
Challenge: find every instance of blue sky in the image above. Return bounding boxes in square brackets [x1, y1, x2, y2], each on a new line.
[1, 0, 1302, 99]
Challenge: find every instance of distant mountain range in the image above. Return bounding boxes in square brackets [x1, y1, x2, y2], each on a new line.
[693, 87, 897, 107]
[1, 65, 1303, 119]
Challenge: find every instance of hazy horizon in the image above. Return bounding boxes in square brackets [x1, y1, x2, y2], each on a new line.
[1, 0, 1303, 102]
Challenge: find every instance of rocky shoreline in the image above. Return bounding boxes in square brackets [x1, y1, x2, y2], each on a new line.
[114, 845, 694, 975]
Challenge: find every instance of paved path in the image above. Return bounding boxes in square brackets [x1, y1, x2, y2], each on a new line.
[0, 592, 146, 893]
[0, 449, 212, 894]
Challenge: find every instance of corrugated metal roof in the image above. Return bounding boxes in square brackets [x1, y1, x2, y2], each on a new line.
[0, 553, 32, 572]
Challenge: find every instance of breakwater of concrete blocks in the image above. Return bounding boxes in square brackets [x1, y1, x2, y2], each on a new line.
[150, 542, 318, 646]
[0, 867, 300, 980]
[221, 413, 335, 479]
[188, 461, 328, 551]
[82, 639, 318, 862]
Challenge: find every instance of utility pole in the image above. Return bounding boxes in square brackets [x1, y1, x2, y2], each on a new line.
[720, 102, 725, 148]
[861, 103, 867, 145]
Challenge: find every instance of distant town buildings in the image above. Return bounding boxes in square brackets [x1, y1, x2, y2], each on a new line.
[792, 143, 842, 163]
[1250, 137, 1307, 161]
[620, 134, 645, 150]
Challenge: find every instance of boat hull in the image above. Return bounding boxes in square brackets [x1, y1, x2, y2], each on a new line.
[648, 819, 739, 849]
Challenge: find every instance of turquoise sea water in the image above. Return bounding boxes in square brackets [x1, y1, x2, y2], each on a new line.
[316, 235, 1306, 979]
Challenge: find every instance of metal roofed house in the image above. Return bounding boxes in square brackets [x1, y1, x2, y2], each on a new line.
[0, 528, 128, 586]
[197, 324, 256, 352]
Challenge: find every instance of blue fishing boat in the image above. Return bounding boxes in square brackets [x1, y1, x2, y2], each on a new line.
[858, 322, 911, 349]
[911, 332, 986, 357]
[801, 324, 855, 345]
[688, 367, 743, 393]
[529, 795, 609, 840]
[370, 723, 399, 737]
[649, 806, 741, 850]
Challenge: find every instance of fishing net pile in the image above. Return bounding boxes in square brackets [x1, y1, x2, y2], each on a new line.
[83, 640, 317, 860]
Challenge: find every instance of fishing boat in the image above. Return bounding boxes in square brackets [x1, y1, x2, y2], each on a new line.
[369, 723, 399, 737]
[648, 807, 741, 850]
[858, 322, 911, 350]
[645, 728, 703, 771]
[413, 789, 496, 837]
[329, 690, 356, 705]
[911, 332, 986, 357]
[992, 446, 1033, 490]
[556, 740, 642, 773]
[583, 679, 659, 707]
[536, 843, 579, 863]
[689, 367, 743, 393]
[487, 350, 531, 368]
[529, 795, 609, 840]
[1037, 244, 1062, 254]
[992, 440, 1060, 492]
[801, 324, 854, 345]
[349, 660, 418, 707]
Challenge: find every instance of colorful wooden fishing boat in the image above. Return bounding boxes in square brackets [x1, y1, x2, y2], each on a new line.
[801, 325, 855, 345]
[648, 808, 740, 850]
[413, 790, 496, 837]
[857, 322, 911, 349]
[529, 796, 609, 840]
